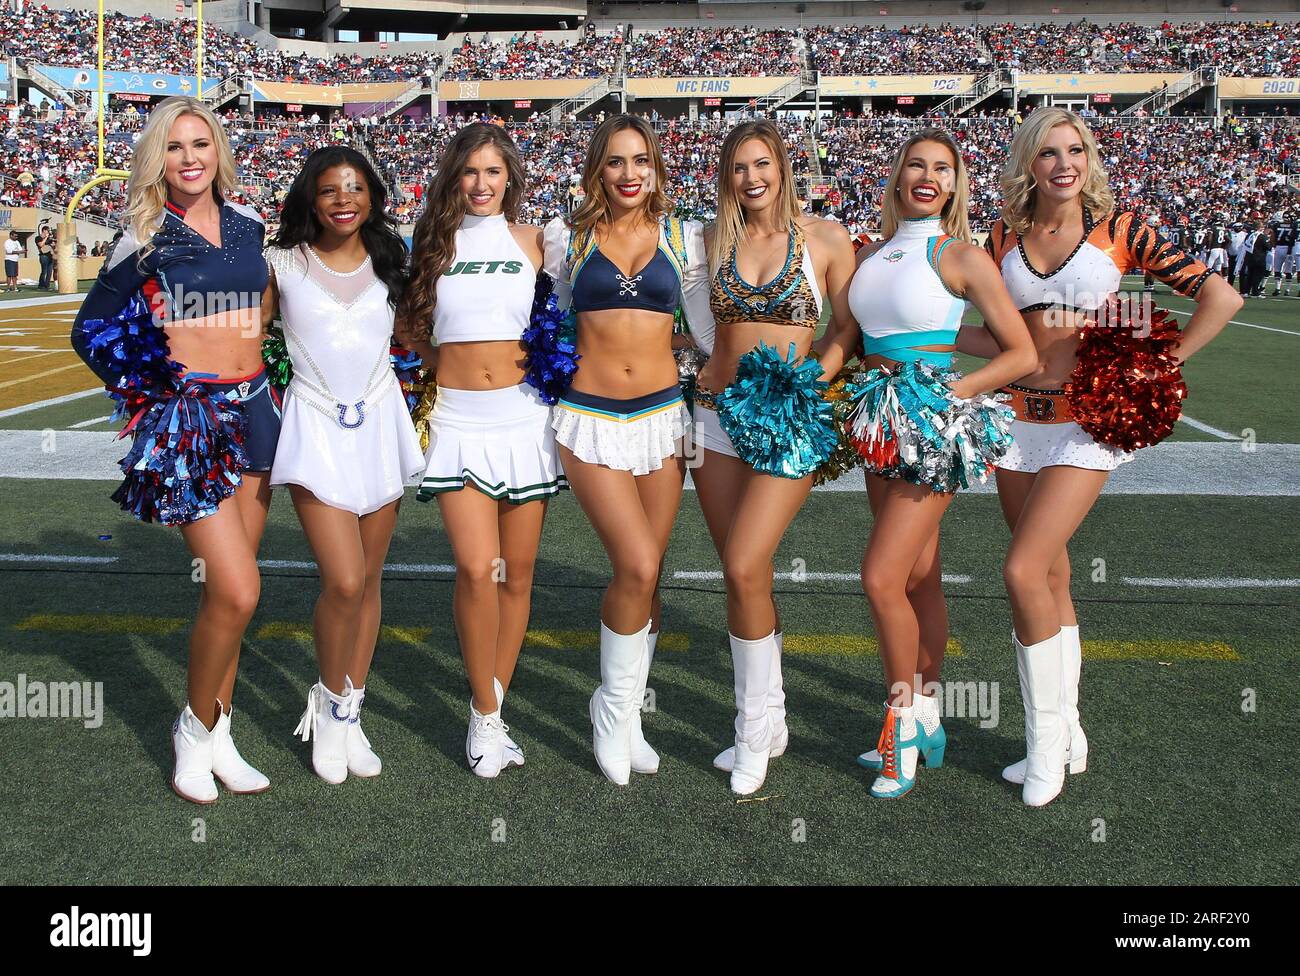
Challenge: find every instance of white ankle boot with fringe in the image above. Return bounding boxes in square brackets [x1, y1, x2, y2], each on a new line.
[294, 679, 351, 785]
[344, 677, 382, 778]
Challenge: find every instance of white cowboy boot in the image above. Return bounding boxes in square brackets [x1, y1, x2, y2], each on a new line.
[172, 703, 219, 805]
[345, 677, 382, 778]
[630, 623, 659, 774]
[1017, 631, 1068, 807]
[714, 631, 787, 772]
[210, 701, 270, 794]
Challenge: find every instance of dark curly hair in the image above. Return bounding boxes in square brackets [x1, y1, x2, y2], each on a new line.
[269, 145, 408, 309]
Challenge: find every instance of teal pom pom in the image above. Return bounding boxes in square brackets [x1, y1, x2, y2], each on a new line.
[716, 342, 836, 479]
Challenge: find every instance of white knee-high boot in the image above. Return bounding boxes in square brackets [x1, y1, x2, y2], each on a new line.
[629, 624, 659, 774]
[729, 631, 775, 795]
[1017, 630, 1068, 807]
[1002, 624, 1087, 784]
[589, 620, 651, 785]
[713, 630, 787, 772]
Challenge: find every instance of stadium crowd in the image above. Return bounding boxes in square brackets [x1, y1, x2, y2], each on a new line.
[5, 96, 1295, 242]
[4, 7, 1300, 83]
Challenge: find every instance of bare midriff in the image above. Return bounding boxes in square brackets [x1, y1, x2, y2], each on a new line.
[436, 339, 528, 390]
[1014, 307, 1090, 389]
[569, 308, 678, 397]
[166, 309, 265, 381]
[698, 320, 819, 390]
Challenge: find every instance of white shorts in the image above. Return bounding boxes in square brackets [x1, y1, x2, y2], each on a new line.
[995, 386, 1133, 474]
[1271, 246, 1293, 274]
[419, 383, 567, 504]
[552, 384, 690, 476]
[691, 402, 739, 459]
[1206, 248, 1228, 272]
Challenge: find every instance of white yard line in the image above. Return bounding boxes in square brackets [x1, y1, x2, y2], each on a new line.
[673, 570, 973, 584]
[0, 387, 102, 418]
[1121, 576, 1300, 589]
[258, 559, 456, 574]
[68, 415, 112, 429]
[1161, 306, 1300, 337]
[1178, 414, 1240, 441]
[0, 553, 117, 565]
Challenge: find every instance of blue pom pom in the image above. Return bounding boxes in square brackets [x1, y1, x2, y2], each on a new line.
[74, 293, 186, 420]
[716, 342, 837, 479]
[522, 276, 580, 405]
[389, 344, 428, 414]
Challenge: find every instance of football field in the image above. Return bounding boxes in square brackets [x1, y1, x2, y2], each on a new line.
[0, 281, 1296, 884]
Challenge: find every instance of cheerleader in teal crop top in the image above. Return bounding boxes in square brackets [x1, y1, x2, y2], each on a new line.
[817, 130, 1036, 802]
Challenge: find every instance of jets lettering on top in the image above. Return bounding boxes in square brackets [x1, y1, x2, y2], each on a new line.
[444, 260, 524, 276]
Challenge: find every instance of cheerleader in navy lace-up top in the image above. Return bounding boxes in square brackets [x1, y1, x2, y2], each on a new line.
[960, 108, 1239, 808]
[264, 147, 424, 786]
[396, 124, 559, 780]
[69, 97, 275, 805]
[818, 128, 1036, 800]
[540, 115, 712, 786]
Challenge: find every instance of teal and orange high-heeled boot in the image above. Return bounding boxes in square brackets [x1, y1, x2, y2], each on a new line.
[858, 691, 945, 771]
[868, 702, 920, 799]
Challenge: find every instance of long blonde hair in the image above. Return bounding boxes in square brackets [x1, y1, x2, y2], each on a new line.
[124, 97, 238, 257]
[999, 107, 1115, 235]
[880, 128, 972, 243]
[709, 120, 803, 272]
[568, 114, 671, 239]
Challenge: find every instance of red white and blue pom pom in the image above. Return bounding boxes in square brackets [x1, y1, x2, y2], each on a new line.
[74, 293, 179, 415]
[111, 377, 249, 525]
[522, 275, 580, 405]
[716, 342, 837, 479]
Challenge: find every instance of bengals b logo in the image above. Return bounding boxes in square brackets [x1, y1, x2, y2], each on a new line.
[1024, 395, 1056, 422]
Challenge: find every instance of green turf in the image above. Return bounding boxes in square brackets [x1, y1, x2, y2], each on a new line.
[0, 479, 1295, 884]
[0, 282, 94, 303]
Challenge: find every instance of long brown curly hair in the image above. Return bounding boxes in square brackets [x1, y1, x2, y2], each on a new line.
[396, 123, 526, 343]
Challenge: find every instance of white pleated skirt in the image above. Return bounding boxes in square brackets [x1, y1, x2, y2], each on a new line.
[419, 383, 567, 504]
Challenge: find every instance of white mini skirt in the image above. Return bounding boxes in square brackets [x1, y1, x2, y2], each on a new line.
[419, 383, 567, 504]
[691, 401, 739, 459]
[552, 384, 691, 476]
[995, 385, 1133, 474]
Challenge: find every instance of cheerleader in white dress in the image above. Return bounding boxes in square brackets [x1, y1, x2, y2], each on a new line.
[263, 147, 425, 785]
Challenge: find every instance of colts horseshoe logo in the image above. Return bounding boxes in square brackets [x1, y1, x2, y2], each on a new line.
[336, 401, 366, 429]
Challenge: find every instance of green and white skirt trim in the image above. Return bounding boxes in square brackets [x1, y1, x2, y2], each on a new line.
[417, 383, 568, 505]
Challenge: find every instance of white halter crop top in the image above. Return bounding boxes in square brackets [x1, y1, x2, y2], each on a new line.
[848, 216, 966, 368]
[433, 213, 537, 344]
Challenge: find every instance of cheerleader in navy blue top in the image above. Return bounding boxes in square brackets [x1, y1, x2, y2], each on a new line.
[69, 97, 277, 805]
[541, 116, 712, 786]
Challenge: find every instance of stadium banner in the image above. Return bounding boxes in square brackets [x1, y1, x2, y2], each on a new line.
[438, 79, 590, 101]
[1219, 77, 1300, 98]
[625, 77, 796, 98]
[252, 81, 343, 106]
[0, 208, 42, 232]
[36, 65, 198, 97]
[1016, 73, 1183, 95]
[338, 81, 415, 103]
[819, 76, 975, 97]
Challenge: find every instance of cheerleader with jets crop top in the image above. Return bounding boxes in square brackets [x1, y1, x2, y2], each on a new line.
[396, 124, 562, 781]
[961, 108, 1238, 808]
[540, 114, 712, 786]
[263, 147, 425, 787]
[818, 128, 1036, 800]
